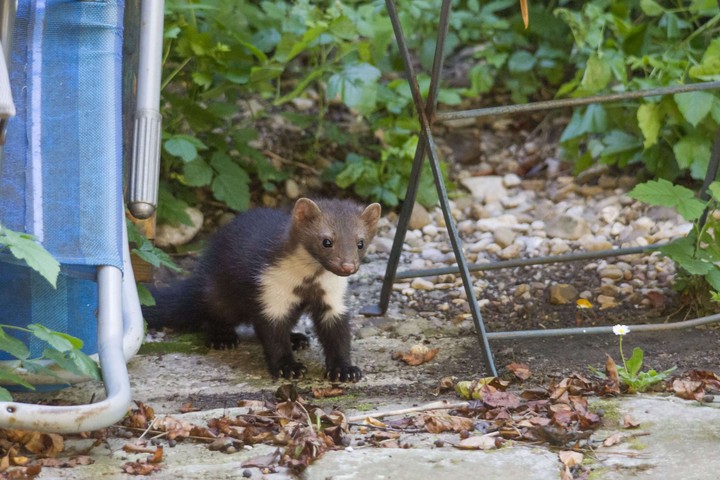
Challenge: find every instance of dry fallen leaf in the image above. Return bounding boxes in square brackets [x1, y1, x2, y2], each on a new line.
[392, 345, 439, 366]
[506, 362, 531, 381]
[672, 379, 705, 401]
[121, 461, 161, 476]
[558, 450, 584, 468]
[179, 402, 200, 413]
[422, 414, 474, 434]
[454, 433, 501, 450]
[4, 431, 64, 457]
[623, 414, 640, 429]
[311, 386, 345, 399]
[602, 432, 628, 447]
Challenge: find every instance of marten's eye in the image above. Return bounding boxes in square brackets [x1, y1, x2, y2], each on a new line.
[322, 238, 333, 248]
[357, 240, 364, 250]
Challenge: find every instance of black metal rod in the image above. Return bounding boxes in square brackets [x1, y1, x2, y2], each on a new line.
[436, 82, 720, 121]
[394, 245, 663, 280]
[366, 0, 448, 315]
[375, 0, 498, 376]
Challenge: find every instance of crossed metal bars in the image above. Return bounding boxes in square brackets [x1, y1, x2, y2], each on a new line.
[361, 0, 720, 377]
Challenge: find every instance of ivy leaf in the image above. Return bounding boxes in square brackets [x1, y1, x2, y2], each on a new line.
[673, 134, 711, 180]
[628, 179, 706, 221]
[0, 227, 59, 288]
[29, 324, 81, 353]
[210, 153, 250, 211]
[674, 91, 715, 127]
[637, 103, 662, 149]
[0, 327, 30, 360]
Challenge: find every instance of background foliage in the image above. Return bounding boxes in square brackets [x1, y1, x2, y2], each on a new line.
[159, 0, 720, 224]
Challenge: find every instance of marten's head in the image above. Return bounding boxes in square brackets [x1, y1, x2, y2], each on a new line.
[291, 198, 381, 277]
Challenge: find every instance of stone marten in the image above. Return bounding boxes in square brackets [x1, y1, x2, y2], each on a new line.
[143, 198, 381, 382]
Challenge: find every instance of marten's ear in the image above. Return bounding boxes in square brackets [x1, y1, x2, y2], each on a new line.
[293, 198, 322, 224]
[361, 203, 382, 228]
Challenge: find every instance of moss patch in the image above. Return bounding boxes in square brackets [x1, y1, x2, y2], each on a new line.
[139, 333, 209, 355]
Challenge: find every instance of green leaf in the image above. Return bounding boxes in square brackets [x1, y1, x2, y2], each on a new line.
[660, 237, 714, 275]
[28, 324, 80, 352]
[326, 62, 381, 115]
[0, 327, 30, 360]
[183, 158, 214, 187]
[707, 181, 720, 202]
[0, 227, 60, 288]
[0, 367, 35, 390]
[137, 283, 156, 307]
[133, 241, 183, 273]
[210, 154, 250, 211]
[42, 349, 101, 381]
[578, 53, 611, 94]
[674, 91, 715, 127]
[0, 387, 11, 402]
[704, 268, 720, 291]
[628, 179, 706, 221]
[640, 0, 665, 16]
[625, 347, 644, 377]
[673, 135, 712, 180]
[507, 51, 536, 74]
[637, 103, 662, 149]
[157, 187, 192, 227]
[164, 135, 207, 163]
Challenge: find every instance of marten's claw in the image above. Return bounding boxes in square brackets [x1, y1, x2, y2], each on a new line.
[274, 361, 307, 380]
[326, 365, 362, 383]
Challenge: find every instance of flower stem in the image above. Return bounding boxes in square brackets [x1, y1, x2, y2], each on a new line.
[619, 336, 628, 373]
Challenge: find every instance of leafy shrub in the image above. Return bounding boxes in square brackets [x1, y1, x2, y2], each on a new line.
[554, 0, 720, 179]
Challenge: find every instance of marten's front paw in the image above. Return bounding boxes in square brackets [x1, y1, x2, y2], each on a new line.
[290, 332, 310, 351]
[273, 361, 307, 380]
[325, 364, 362, 383]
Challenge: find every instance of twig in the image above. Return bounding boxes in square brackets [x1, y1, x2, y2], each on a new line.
[347, 422, 426, 434]
[347, 401, 469, 423]
[263, 150, 321, 175]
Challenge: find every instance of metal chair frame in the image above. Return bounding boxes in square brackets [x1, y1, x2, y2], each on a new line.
[361, 0, 720, 376]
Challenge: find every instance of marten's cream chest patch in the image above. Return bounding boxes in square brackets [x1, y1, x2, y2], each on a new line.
[258, 246, 348, 324]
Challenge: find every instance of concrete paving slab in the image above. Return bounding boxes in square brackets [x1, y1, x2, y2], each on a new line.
[303, 446, 561, 480]
[592, 396, 720, 480]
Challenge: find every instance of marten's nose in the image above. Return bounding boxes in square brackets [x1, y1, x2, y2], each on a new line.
[340, 263, 357, 275]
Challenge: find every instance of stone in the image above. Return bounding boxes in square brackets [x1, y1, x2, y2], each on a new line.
[493, 227, 516, 248]
[498, 244, 522, 260]
[155, 207, 204, 248]
[544, 214, 590, 240]
[597, 294, 618, 309]
[285, 179, 300, 199]
[411, 278, 435, 291]
[409, 202, 431, 230]
[373, 237, 394, 254]
[599, 265, 624, 281]
[549, 238, 571, 255]
[601, 206, 620, 224]
[422, 224, 438, 237]
[503, 173, 522, 187]
[549, 284, 578, 305]
[460, 176, 507, 203]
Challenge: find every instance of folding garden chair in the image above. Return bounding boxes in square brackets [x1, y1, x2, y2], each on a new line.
[362, 0, 720, 377]
[0, 0, 163, 433]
